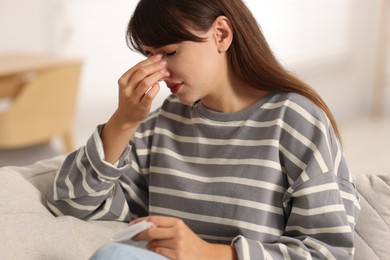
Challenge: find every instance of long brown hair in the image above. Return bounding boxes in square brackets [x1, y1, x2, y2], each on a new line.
[126, 0, 342, 141]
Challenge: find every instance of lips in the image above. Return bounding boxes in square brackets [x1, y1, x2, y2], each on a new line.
[167, 82, 183, 94]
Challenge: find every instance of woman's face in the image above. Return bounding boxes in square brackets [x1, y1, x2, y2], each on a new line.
[144, 30, 227, 105]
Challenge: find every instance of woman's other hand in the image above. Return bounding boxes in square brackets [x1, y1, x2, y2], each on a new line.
[132, 216, 237, 260]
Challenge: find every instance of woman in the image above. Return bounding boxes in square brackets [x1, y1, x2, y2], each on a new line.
[48, 0, 360, 259]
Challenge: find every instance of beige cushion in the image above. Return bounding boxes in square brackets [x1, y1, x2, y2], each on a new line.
[0, 156, 127, 260]
[354, 173, 390, 260]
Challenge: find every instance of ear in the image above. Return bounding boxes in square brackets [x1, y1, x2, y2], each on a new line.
[212, 16, 233, 53]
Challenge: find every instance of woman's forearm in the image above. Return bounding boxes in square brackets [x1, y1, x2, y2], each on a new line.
[101, 110, 140, 164]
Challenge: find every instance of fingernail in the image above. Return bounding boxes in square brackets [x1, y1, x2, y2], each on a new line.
[160, 60, 167, 66]
[160, 69, 169, 76]
[155, 54, 163, 60]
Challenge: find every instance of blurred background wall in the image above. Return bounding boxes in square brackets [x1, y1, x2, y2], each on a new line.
[0, 0, 389, 165]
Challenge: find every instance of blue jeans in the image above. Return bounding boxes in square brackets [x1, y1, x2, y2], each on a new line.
[90, 243, 169, 260]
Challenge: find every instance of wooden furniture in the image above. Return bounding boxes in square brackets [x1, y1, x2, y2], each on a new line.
[0, 53, 82, 152]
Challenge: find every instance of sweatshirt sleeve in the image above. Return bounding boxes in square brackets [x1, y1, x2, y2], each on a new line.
[47, 124, 149, 222]
[232, 172, 360, 259]
[232, 95, 360, 259]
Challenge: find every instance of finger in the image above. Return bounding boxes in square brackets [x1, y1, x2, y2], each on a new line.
[129, 57, 166, 89]
[133, 216, 180, 228]
[120, 62, 167, 103]
[141, 82, 160, 103]
[146, 238, 176, 249]
[148, 246, 178, 260]
[133, 226, 174, 241]
[130, 64, 168, 97]
[118, 54, 163, 87]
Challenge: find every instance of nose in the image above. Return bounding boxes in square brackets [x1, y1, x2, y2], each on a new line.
[161, 60, 171, 80]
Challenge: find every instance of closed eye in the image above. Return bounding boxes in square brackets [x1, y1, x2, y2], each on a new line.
[165, 51, 176, 57]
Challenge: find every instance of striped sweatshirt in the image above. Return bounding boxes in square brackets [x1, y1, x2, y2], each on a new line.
[48, 92, 360, 259]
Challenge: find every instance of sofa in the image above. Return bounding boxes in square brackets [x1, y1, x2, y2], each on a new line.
[0, 155, 388, 259]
